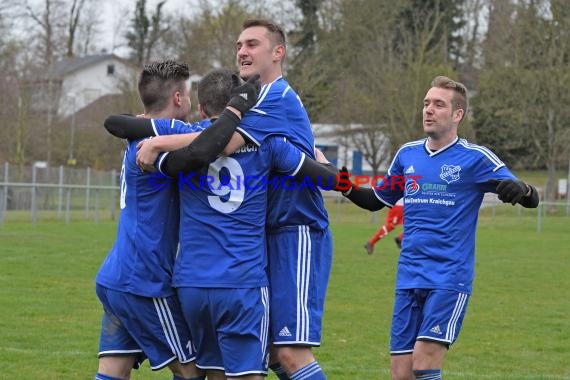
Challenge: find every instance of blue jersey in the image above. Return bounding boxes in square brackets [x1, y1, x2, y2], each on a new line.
[237, 77, 329, 231]
[96, 120, 202, 297]
[153, 120, 307, 288]
[374, 138, 516, 294]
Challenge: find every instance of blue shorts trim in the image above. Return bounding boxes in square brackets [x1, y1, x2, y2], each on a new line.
[268, 226, 333, 345]
[96, 284, 196, 370]
[390, 289, 469, 354]
[177, 287, 269, 376]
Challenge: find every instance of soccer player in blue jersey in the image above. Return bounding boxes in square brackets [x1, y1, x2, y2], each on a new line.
[103, 68, 345, 380]
[162, 131, 323, 380]
[105, 19, 337, 380]
[95, 62, 260, 380]
[233, 19, 333, 380]
[339, 76, 539, 380]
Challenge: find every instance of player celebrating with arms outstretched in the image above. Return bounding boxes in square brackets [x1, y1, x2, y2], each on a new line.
[340, 76, 538, 380]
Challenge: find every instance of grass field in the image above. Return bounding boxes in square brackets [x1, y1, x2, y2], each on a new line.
[0, 202, 569, 379]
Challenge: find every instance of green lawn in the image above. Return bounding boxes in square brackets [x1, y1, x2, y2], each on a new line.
[0, 203, 568, 379]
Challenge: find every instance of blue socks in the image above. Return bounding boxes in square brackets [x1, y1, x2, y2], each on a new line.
[290, 361, 326, 380]
[413, 369, 442, 379]
[95, 374, 124, 380]
[270, 362, 291, 380]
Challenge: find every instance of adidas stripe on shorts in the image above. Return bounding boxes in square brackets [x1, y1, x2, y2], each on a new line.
[96, 284, 196, 370]
[390, 288, 469, 354]
[268, 226, 333, 346]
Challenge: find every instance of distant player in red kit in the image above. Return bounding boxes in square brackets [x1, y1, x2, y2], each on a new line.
[364, 199, 404, 255]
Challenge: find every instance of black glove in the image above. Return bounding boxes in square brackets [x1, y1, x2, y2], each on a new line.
[337, 166, 354, 195]
[226, 74, 261, 115]
[494, 179, 530, 205]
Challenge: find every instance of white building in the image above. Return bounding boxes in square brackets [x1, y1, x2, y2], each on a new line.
[33, 54, 139, 117]
[312, 123, 390, 174]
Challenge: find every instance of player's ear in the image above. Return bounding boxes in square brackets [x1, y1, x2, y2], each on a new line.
[198, 103, 207, 119]
[273, 44, 285, 62]
[173, 90, 182, 107]
[454, 108, 464, 123]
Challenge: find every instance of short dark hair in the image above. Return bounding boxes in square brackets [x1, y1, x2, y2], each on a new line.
[431, 76, 468, 121]
[197, 68, 234, 118]
[138, 60, 190, 113]
[242, 19, 286, 47]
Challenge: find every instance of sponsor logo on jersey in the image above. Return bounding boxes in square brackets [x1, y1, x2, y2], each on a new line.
[405, 165, 415, 174]
[233, 143, 258, 154]
[422, 183, 448, 192]
[405, 178, 420, 196]
[404, 180, 457, 207]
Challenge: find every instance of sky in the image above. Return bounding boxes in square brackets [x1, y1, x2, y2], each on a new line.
[98, 0, 297, 57]
[5, 0, 184, 57]
[6, 0, 298, 58]
[99, 0, 192, 56]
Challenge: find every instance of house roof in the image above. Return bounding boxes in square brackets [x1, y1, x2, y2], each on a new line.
[50, 54, 137, 78]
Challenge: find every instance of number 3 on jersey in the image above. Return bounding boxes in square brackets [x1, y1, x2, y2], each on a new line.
[207, 156, 245, 213]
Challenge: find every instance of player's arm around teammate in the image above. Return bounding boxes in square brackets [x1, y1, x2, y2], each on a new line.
[104, 74, 261, 172]
[95, 60, 205, 380]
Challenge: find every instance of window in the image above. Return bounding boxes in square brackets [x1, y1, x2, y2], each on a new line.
[107, 64, 115, 75]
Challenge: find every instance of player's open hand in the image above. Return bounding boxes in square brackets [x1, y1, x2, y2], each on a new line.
[227, 74, 261, 115]
[136, 138, 160, 172]
[314, 147, 330, 164]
